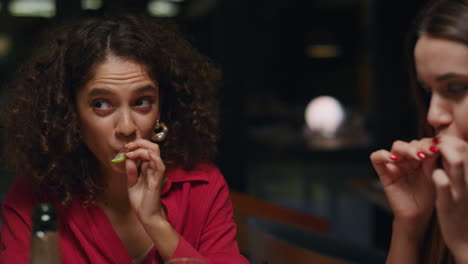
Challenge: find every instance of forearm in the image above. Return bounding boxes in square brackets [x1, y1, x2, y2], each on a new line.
[386, 220, 426, 264]
[143, 217, 179, 261]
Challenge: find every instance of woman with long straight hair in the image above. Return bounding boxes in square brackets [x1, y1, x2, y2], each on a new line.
[371, 0, 468, 263]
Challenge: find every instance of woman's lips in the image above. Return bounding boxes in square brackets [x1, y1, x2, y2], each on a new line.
[111, 148, 129, 163]
[118, 147, 129, 153]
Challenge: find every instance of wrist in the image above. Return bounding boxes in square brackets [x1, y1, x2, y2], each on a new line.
[392, 218, 429, 243]
[142, 217, 179, 261]
[140, 214, 169, 230]
[386, 220, 430, 264]
[135, 205, 167, 226]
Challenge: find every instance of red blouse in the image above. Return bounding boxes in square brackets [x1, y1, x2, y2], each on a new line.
[0, 164, 249, 264]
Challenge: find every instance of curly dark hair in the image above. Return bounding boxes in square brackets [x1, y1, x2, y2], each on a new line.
[1, 14, 220, 205]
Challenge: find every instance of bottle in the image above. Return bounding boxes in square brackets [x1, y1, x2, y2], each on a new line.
[29, 203, 61, 264]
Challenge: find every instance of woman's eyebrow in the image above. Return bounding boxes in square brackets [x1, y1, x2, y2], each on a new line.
[435, 72, 467, 82]
[134, 85, 158, 95]
[87, 88, 114, 97]
[86, 85, 157, 98]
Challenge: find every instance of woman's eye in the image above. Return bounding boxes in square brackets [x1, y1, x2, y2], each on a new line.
[135, 98, 153, 108]
[446, 83, 468, 94]
[93, 100, 111, 110]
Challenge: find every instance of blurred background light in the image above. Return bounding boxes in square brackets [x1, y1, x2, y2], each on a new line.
[81, 0, 102, 10]
[306, 44, 341, 59]
[8, 0, 56, 18]
[305, 96, 345, 138]
[148, 0, 179, 17]
[0, 34, 12, 58]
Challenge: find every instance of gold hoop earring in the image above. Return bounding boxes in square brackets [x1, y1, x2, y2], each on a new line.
[152, 120, 168, 142]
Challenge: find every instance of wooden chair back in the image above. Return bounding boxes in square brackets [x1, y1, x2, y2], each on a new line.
[247, 217, 386, 264]
[229, 191, 329, 255]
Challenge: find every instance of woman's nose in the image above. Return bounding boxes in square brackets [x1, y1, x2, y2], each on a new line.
[115, 110, 137, 138]
[426, 94, 453, 131]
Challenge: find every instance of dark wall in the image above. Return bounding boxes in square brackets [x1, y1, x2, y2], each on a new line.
[367, 0, 428, 150]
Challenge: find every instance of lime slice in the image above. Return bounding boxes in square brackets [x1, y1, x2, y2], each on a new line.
[111, 152, 126, 163]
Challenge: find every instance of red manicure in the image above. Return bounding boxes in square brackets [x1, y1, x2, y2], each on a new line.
[417, 151, 427, 159]
[389, 154, 400, 161]
[429, 145, 439, 153]
[433, 138, 441, 145]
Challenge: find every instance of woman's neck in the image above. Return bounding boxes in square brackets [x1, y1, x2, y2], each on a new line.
[97, 169, 132, 214]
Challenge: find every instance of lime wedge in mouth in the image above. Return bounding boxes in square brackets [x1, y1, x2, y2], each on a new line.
[111, 152, 127, 163]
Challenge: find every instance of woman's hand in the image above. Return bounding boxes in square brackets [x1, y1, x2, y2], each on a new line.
[370, 138, 439, 238]
[124, 139, 167, 224]
[432, 135, 468, 264]
[124, 139, 179, 260]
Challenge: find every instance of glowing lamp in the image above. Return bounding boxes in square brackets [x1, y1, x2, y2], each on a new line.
[305, 96, 345, 138]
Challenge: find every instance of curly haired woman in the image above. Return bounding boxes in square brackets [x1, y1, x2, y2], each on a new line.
[0, 14, 248, 264]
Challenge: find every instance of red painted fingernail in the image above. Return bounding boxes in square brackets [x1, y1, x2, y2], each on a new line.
[417, 151, 427, 159]
[433, 138, 441, 144]
[389, 154, 399, 161]
[429, 145, 439, 152]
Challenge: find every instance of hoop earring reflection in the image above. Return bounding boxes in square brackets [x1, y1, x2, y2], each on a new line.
[151, 120, 168, 142]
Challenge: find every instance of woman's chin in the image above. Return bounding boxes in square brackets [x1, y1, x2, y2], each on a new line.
[111, 163, 126, 173]
[103, 160, 126, 174]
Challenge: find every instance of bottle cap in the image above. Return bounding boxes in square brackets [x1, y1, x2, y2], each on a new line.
[32, 203, 57, 232]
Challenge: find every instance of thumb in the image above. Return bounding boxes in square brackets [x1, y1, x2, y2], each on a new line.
[126, 158, 139, 187]
[433, 168, 453, 212]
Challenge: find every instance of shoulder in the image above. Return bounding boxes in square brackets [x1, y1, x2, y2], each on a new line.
[1, 175, 39, 228]
[2, 175, 57, 213]
[2, 175, 37, 207]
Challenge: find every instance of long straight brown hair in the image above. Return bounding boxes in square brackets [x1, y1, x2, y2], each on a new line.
[406, 0, 468, 263]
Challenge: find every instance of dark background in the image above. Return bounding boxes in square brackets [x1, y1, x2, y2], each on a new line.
[0, 0, 429, 252]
